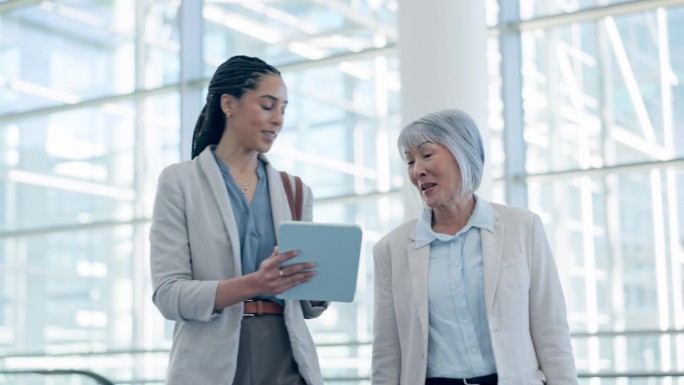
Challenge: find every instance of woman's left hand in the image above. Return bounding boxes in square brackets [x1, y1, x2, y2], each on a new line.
[253, 247, 317, 296]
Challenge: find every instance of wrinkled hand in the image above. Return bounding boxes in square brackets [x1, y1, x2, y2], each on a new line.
[254, 247, 316, 296]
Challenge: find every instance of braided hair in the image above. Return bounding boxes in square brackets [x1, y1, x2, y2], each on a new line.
[191, 55, 281, 158]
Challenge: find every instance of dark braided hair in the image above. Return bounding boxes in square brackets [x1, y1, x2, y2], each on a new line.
[191, 55, 281, 158]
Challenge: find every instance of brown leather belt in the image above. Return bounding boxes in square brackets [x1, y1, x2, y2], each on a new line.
[243, 300, 284, 316]
[426, 374, 498, 385]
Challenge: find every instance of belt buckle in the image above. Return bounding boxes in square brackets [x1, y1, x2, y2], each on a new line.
[243, 300, 256, 317]
[463, 380, 479, 385]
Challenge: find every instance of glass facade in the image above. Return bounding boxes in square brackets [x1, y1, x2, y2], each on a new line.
[1, 0, 683, 384]
[516, 0, 684, 381]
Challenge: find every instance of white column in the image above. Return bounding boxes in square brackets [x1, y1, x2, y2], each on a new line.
[397, 0, 489, 219]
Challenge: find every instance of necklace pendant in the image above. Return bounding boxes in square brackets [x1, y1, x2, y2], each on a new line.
[241, 186, 249, 194]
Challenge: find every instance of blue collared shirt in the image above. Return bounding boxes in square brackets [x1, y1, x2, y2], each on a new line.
[213, 151, 282, 306]
[415, 195, 497, 378]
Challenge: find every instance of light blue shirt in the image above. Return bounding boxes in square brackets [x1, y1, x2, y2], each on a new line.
[415, 195, 497, 378]
[213, 150, 282, 306]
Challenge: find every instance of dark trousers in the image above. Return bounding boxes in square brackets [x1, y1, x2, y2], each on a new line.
[233, 315, 306, 385]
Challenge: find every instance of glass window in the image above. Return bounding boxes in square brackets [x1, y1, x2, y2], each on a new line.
[2, 0, 683, 383]
[521, 0, 635, 20]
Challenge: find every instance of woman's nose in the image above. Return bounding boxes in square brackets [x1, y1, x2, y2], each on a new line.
[412, 160, 426, 178]
[272, 109, 284, 126]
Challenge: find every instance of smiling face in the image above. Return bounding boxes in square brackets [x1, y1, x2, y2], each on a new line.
[405, 141, 464, 210]
[220, 74, 288, 154]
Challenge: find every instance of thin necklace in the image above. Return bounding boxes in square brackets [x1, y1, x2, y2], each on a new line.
[231, 173, 256, 194]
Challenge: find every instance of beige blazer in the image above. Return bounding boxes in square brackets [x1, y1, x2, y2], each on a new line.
[150, 147, 326, 385]
[372, 201, 578, 385]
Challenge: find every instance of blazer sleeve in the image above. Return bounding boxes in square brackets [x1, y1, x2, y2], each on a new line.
[149, 166, 221, 322]
[528, 214, 579, 384]
[372, 240, 402, 384]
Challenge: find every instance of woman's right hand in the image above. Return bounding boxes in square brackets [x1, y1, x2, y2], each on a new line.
[254, 247, 316, 296]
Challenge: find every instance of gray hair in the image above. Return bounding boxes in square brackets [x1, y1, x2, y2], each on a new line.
[397, 108, 485, 198]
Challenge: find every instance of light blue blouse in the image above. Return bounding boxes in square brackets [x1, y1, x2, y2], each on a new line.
[213, 150, 282, 306]
[415, 195, 497, 378]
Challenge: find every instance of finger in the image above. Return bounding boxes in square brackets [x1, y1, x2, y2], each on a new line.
[270, 249, 299, 269]
[279, 261, 316, 277]
[278, 249, 299, 261]
[260, 247, 290, 271]
[274, 271, 317, 293]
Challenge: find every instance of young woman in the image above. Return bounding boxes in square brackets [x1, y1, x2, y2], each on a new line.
[150, 55, 327, 385]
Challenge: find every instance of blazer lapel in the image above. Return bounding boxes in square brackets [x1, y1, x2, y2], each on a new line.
[263, 156, 303, 313]
[481, 209, 504, 313]
[198, 148, 242, 270]
[262, 155, 288, 239]
[407, 230, 430, 346]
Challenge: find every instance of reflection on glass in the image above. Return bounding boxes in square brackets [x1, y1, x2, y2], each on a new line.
[521, 0, 634, 20]
[522, 8, 684, 175]
[527, 168, 684, 376]
[1, 0, 681, 383]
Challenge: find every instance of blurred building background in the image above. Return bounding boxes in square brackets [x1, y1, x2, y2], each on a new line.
[0, 0, 683, 383]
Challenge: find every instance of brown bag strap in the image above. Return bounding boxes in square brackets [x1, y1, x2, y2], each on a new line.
[280, 171, 303, 221]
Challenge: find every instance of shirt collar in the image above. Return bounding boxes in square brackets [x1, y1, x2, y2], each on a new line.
[212, 147, 266, 178]
[414, 194, 495, 248]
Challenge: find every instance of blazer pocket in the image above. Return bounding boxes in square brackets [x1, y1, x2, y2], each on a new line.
[499, 259, 531, 293]
[531, 369, 547, 384]
[500, 248, 528, 268]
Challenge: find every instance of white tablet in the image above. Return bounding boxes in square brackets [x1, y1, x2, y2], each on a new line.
[276, 221, 362, 302]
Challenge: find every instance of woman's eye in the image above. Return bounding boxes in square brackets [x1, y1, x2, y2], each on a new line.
[406, 160, 415, 167]
[262, 105, 273, 110]
[423, 153, 432, 159]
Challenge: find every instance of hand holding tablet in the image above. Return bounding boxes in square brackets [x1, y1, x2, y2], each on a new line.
[276, 221, 363, 302]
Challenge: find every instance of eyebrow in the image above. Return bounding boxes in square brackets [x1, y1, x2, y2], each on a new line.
[403, 141, 432, 155]
[259, 95, 288, 105]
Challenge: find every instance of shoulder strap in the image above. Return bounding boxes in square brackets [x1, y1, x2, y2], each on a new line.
[280, 171, 303, 221]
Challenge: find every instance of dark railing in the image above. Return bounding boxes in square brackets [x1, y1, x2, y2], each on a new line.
[578, 372, 684, 378]
[0, 369, 115, 384]
[1, 365, 683, 384]
[1, 328, 683, 384]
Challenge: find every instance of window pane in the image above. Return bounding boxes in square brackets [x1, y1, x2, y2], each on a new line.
[527, 167, 684, 374]
[522, 7, 684, 175]
[521, 0, 635, 20]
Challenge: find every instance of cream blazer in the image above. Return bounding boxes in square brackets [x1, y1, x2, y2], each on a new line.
[150, 147, 326, 385]
[372, 201, 578, 385]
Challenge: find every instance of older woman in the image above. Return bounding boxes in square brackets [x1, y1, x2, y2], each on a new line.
[372, 109, 578, 385]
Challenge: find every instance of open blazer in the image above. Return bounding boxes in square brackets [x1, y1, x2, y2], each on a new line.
[372, 200, 578, 385]
[150, 147, 326, 385]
